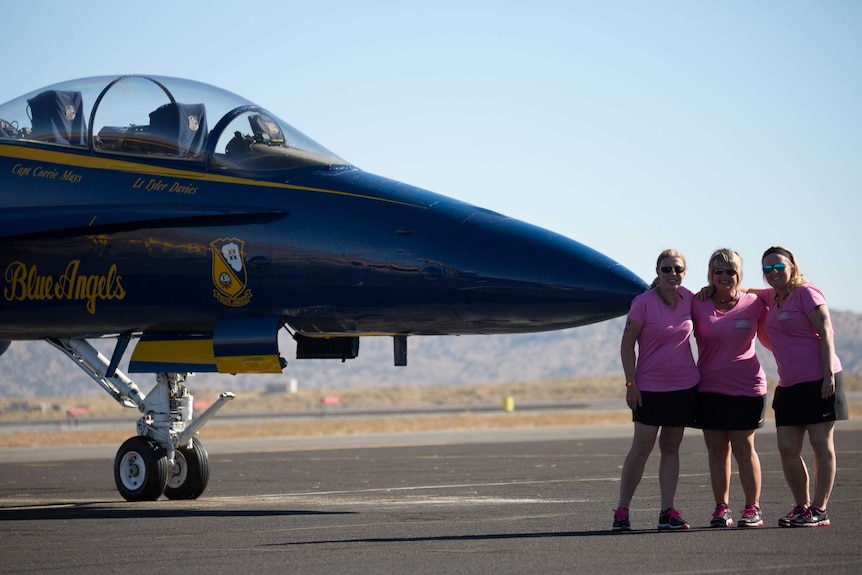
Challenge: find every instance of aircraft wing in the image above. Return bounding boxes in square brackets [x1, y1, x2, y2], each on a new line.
[0, 204, 289, 240]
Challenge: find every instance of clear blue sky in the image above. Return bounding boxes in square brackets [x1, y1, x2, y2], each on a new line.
[4, 0, 861, 312]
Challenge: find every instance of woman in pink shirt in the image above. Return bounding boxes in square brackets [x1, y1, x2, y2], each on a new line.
[613, 249, 699, 532]
[758, 246, 847, 528]
[692, 248, 768, 529]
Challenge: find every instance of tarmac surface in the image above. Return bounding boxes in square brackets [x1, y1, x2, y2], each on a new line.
[1, 421, 861, 575]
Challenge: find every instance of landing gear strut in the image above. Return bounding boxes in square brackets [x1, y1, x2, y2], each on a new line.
[48, 338, 234, 501]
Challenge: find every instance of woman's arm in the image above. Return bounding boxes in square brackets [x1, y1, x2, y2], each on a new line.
[756, 317, 772, 351]
[620, 317, 643, 408]
[808, 304, 837, 399]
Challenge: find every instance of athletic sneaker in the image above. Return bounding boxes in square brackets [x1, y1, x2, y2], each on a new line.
[658, 507, 690, 530]
[778, 505, 806, 528]
[737, 505, 764, 528]
[612, 507, 631, 532]
[790, 507, 830, 528]
[710, 503, 734, 528]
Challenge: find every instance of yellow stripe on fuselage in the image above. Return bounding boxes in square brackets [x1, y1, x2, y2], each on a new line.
[0, 144, 423, 208]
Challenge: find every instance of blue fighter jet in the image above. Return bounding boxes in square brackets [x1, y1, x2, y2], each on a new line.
[0, 75, 646, 501]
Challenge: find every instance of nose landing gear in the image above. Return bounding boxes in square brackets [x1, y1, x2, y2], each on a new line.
[48, 338, 235, 502]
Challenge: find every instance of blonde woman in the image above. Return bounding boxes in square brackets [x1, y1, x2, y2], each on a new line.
[613, 249, 699, 531]
[692, 248, 768, 528]
[758, 246, 847, 528]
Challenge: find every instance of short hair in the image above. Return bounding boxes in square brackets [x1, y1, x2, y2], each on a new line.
[708, 248, 743, 285]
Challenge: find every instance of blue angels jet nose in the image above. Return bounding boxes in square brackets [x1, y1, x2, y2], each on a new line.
[277, 168, 649, 336]
[439, 210, 648, 333]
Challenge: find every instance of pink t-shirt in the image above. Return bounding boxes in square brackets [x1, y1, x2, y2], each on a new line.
[761, 284, 843, 387]
[692, 293, 767, 396]
[627, 287, 699, 392]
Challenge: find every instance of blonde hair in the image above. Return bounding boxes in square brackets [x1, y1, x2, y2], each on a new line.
[708, 248, 743, 285]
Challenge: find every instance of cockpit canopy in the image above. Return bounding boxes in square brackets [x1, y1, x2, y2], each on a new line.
[0, 74, 347, 171]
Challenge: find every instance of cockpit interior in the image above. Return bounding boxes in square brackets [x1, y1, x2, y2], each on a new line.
[0, 74, 347, 171]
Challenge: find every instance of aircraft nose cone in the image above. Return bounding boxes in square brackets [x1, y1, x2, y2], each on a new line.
[451, 215, 647, 332]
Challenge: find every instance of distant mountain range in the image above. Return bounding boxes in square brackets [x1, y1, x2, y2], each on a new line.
[2, 311, 860, 398]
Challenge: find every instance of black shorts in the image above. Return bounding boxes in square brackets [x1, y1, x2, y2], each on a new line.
[697, 392, 765, 430]
[772, 373, 849, 427]
[633, 385, 698, 427]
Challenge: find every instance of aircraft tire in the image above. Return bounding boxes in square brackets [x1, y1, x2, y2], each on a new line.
[114, 436, 169, 502]
[164, 437, 210, 500]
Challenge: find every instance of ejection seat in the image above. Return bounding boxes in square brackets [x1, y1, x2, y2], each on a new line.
[147, 102, 208, 157]
[26, 90, 87, 146]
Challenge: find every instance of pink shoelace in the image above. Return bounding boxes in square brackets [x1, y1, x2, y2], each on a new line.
[741, 505, 760, 519]
[784, 505, 805, 519]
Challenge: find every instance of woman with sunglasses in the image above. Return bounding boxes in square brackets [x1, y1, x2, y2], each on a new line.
[613, 249, 699, 532]
[757, 246, 847, 528]
[692, 248, 768, 529]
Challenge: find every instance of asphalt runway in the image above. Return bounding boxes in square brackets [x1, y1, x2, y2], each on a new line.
[1, 422, 861, 575]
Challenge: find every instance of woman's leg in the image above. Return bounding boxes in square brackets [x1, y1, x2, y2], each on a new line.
[703, 429, 731, 506]
[776, 425, 809, 507]
[658, 426, 685, 510]
[729, 429, 761, 508]
[806, 421, 836, 510]
[617, 422, 660, 508]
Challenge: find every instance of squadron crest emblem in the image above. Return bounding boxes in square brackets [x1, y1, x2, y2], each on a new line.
[211, 238, 252, 307]
[264, 120, 280, 137]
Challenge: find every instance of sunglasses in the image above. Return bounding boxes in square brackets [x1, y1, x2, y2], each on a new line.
[713, 268, 737, 276]
[660, 266, 685, 274]
[762, 263, 788, 274]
